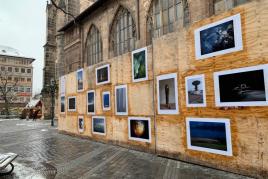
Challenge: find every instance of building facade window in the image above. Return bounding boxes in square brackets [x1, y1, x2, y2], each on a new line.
[146, 0, 185, 45]
[110, 6, 136, 57]
[27, 69, 31, 73]
[26, 87, 31, 93]
[213, 0, 250, 15]
[86, 25, 103, 66]
[21, 68, 25, 73]
[1, 66, 5, 71]
[21, 78, 25, 82]
[27, 78, 31, 82]
[7, 77, 12, 81]
[8, 67, 12, 72]
[15, 68, 19, 73]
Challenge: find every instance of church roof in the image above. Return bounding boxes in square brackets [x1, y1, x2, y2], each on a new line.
[59, 0, 106, 32]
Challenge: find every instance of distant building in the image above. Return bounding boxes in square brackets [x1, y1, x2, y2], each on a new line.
[0, 45, 34, 108]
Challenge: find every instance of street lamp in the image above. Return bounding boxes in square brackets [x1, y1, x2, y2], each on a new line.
[46, 78, 57, 127]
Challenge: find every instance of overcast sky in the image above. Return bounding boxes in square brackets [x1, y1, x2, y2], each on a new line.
[0, 0, 47, 95]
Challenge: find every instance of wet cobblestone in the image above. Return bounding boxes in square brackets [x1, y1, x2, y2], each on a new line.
[0, 119, 252, 179]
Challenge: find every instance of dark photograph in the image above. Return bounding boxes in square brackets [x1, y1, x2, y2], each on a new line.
[200, 20, 235, 55]
[78, 117, 84, 131]
[103, 93, 110, 109]
[116, 87, 127, 113]
[130, 119, 150, 141]
[97, 66, 109, 84]
[159, 78, 176, 110]
[190, 121, 227, 151]
[218, 70, 266, 102]
[93, 118, 105, 134]
[68, 97, 76, 110]
[133, 48, 147, 81]
[77, 70, 83, 91]
[87, 92, 95, 113]
[61, 96, 65, 112]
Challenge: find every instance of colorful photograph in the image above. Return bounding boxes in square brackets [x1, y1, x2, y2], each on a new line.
[214, 65, 268, 106]
[68, 97, 76, 111]
[157, 73, 179, 114]
[78, 116, 84, 132]
[60, 96, 65, 113]
[102, 91, 110, 110]
[96, 64, 110, 85]
[186, 75, 206, 107]
[195, 14, 243, 59]
[92, 117, 105, 135]
[116, 85, 128, 115]
[87, 91, 95, 114]
[186, 118, 232, 156]
[77, 69, 83, 91]
[132, 47, 148, 82]
[128, 117, 151, 142]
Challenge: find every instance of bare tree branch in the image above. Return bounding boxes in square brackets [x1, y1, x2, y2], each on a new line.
[50, 0, 76, 24]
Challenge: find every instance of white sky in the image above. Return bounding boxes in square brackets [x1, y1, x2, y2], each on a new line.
[0, 0, 47, 95]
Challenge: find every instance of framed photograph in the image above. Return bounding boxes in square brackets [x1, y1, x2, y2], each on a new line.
[186, 118, 232, 156]
[185, 74, 206, 107]
[60, 76, 66, 96]
[195, 14, 243, 60]
[132, 47, 148, 82]
[77, 69, 84, 92]
[68, 96, 76, 112]
[96, 64, 110, 85]
[60, 96, 65, 113]
[102, 91, 110, 111]
[157, 73, 179, 114]
[87, 90, 95, 114]
[78, 116, 84, 133]
[115, 85, 128, 115]
[214, 64, 268, 107]
[128, 117, 151, 143]
[92, 116, 106, 135]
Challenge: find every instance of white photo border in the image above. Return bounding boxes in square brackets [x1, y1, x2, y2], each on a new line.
[87, 90, 95, 115]
[78, 116, 84, 133]
[157, 73, 179, 114]
[96, 64, 110, 85]
[60, 96, 66, 114]
[186, 117, 233, 156]
[60, 75, 66, 96]
[67, 96, 76, 112]
[92, 116, 106, 136]
[195, 14, 243, 60]
[132, 47, 148, 83]
[115, 85, 128, 115]
[102, 91, 111, 111]
[214, 64, 268, 107]
[77, 69, 84, 92]
[128, 117, 151, 143]
[185, 74, 207, 107]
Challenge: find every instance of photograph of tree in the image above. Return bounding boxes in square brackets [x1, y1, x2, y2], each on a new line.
[87, 91, 95, 114]
[132, 47, 147, 82]
[77, 70, 83, 91]
[186, 75, 206, 107]
[129, 118, 150, 142]
[93, 117, 105, 134]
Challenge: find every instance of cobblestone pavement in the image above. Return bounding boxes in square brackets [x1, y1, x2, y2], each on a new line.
[0, 119, 252, 179]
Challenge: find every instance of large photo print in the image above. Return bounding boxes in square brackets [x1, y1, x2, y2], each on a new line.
[128, 117, 151, 143]
[77, 69, 83, 92]
[92, 117, 106, 135]
[186, 118, 232, 156]
[195, 14, 243, 60]
[132, 47, 148, 82]
[214, 64, 268, 106]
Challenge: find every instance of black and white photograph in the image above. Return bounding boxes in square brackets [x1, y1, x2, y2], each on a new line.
[132, 47, 148, 82]
[96, 64, 110, 85]
[157, 73, 179, 114]
[68, 96, 76, 112]
[128, 117, 151, 143]
[185, 74, 206, 107]
[102, 91, 110, 111]
[60, 76, 66, 96]
[78, 116, 84, 133]
[92, 116, 106, 135]
[186, 118, 232, 156]
[77, 69, 84, 92]
[214, 64, 268, 107]
[115, 85, 128, 115]
[60, 96, 65, 113]
[195, 14, 243, 60]
[87, 90, 95, 114]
